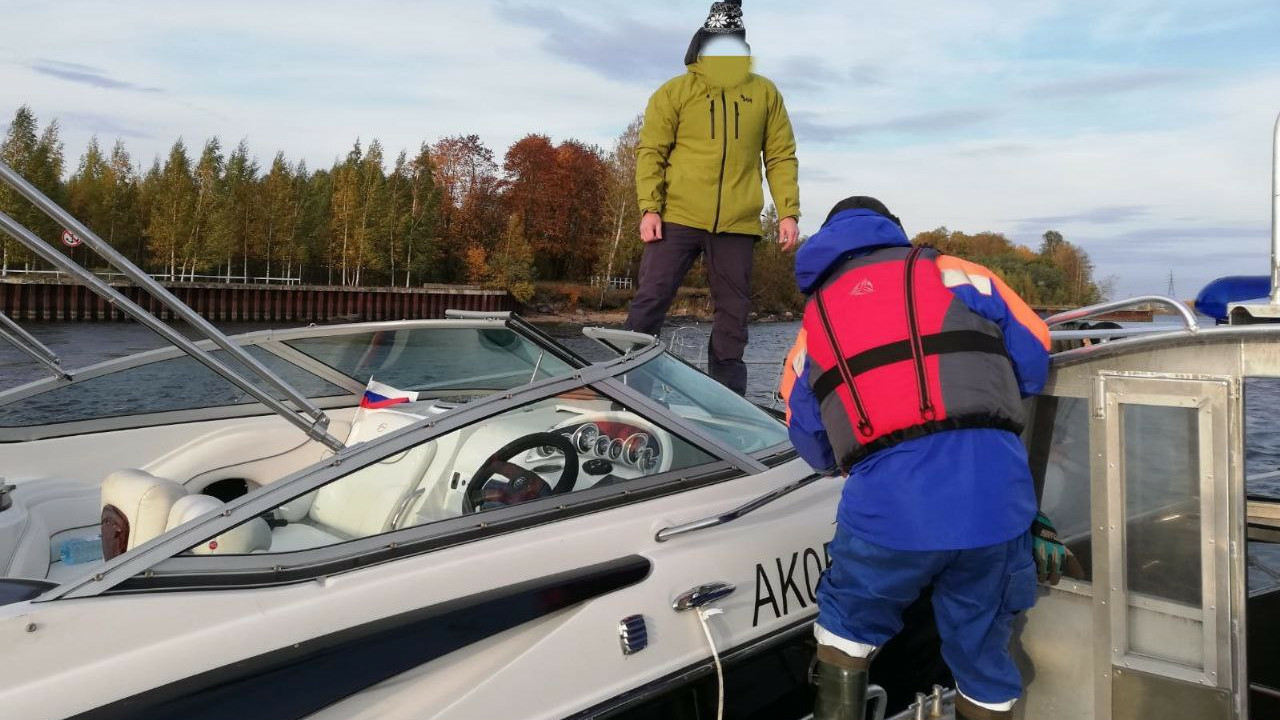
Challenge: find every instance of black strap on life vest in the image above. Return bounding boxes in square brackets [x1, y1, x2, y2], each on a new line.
[813, 287, 875, 438]
[811, 330, 1010, 404]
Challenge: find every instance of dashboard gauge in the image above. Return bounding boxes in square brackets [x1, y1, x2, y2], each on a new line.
[639, 447, 658, 472]
[623, 433, 650, 465]
[572, 424, 599, 454]
[594, 435, 612, 457]
[608, 438, 624, 461]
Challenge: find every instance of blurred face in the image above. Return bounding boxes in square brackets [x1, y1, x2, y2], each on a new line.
[700, 35, 751, 58]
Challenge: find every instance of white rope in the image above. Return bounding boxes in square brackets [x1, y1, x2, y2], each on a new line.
[696, 607, 726, 720]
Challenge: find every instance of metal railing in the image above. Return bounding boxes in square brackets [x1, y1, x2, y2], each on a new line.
[0, 311, 67, 381]
[0, 161, 344, 451]
[1045, 295, 1199, 333]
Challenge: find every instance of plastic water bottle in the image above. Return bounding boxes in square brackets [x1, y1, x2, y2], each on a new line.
[59, 536, 103, 565]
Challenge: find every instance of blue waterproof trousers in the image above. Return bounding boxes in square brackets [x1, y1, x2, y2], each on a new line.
[816, 526, 1037, 704]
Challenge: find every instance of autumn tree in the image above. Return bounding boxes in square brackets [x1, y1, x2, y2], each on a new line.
[185, 138, 224, 279]
[751, 205, 804, 314]
[145, 140, 196, 279]
[216, 139, 260, 281]
[401, 144, 441, 286]
[259, 152, 299, 281]
[552, 139, 607, 279]
[913, 226, 1101, 306]
[485, 215, 536, 303]
[432, 134, 502, 281]
[597, 115, 643, 304]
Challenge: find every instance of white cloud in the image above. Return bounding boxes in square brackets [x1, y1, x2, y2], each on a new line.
[0, 0, 1278, 299]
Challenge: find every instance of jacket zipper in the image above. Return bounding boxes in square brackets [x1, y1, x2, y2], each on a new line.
[815, 288, 874, 438]
[712, 91, 728, 233]
[734, 101, 740, 139]
[710, 99, 715, 140]
[903, 246, 935, 420]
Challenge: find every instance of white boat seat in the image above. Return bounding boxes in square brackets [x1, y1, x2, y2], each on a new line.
[268, 407, 435, 552]
[267, 523, 345, 552]
[166, 495, 271, 555]
[100, 470, 188, 560]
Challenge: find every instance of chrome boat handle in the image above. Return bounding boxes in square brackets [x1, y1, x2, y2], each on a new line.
[672, 582, 736, 612]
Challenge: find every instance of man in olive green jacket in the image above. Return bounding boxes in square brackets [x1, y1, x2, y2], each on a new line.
[626, 0, 800, 395]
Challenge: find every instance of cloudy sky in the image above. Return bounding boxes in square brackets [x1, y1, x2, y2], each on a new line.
[2, 0, 1280, 298]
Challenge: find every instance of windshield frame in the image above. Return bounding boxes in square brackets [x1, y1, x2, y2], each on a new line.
[44, 335, 745, 599]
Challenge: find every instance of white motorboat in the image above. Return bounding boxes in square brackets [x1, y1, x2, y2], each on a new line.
[2, 116, 1280, 719]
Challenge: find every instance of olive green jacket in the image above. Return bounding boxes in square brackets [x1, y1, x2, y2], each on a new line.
[636, 58, 801, 237]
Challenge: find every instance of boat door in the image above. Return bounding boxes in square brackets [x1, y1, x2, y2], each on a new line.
[1092, 372, 1236, 719]
[1020, 335, 1248, 720]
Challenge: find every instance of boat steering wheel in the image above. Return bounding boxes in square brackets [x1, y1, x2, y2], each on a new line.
[463, 432, 580, 513]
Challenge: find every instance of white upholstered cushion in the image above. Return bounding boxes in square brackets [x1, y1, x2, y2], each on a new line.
[165, 494, 271, 555]
[101, 470, 188, 551]
[268, 523, 343, 552]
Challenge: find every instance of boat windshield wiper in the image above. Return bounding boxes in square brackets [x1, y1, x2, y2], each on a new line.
[0, 161, 344, 452]
[0, 311, 68, 381]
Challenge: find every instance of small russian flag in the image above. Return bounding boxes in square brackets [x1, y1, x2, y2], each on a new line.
[360, 379, 420, 409]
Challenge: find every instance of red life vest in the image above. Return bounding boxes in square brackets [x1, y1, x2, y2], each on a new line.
[801, 246, 1025, 472]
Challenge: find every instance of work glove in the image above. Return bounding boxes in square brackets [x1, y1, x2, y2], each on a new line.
[1031, 511, 1083, 585]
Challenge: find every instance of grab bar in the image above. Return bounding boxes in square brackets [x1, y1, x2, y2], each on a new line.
[655, 472, 825, 542]
[0, 311, 68, 381]
[1044, 295, 1198, 332]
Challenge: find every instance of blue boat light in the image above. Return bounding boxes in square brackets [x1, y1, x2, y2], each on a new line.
[1195, 276, 1272, 322]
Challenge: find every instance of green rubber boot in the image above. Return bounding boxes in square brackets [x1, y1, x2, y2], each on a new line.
[812, 644, 870, 720]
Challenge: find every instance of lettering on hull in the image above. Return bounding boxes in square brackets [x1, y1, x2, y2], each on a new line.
[753, 542, 832, 627]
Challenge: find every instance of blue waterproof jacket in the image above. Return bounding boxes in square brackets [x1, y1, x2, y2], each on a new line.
[787, 209, 1051, 550]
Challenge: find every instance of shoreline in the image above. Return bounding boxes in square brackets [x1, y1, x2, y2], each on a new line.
[523, 307, 799, 327]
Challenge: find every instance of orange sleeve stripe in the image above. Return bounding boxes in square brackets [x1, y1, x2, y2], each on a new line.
[936, 256, 1051, 350]
[779, 328, 807, 425]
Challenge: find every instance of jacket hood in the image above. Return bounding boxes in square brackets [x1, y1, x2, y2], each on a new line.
[795, 209, 911, 294]
[688, 56, 752, 89]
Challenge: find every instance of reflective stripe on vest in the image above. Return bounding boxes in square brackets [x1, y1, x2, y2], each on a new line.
[801, 246, 1025, 471]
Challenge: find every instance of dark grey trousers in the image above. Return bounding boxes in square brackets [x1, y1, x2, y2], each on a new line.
[624, 222, 756, 395]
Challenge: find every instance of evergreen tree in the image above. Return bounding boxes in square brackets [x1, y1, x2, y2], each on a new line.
[0, 106, 64, 271]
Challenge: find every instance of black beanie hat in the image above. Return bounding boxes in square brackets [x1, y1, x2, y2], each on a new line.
[824, 196, 904, 229]
[684, 1, 746, 66]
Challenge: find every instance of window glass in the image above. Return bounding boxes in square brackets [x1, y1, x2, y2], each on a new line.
[622, 355, 789, 454]
[286, 328, 573, 393]
[1030, 396, 1092, 581]
[0, 345, 345, 428]
[1245, 378, 1280, 500]
[185, 387, 717, 555]
[1121, 403, 1203, 662]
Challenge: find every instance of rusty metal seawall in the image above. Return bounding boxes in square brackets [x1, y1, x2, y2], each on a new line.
[0, 279, 514, 323]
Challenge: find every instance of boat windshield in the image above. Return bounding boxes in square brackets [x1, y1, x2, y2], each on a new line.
[285, 327, 574, 393]
[0, 346, 346, 428]
[621, 354, 789, 454]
